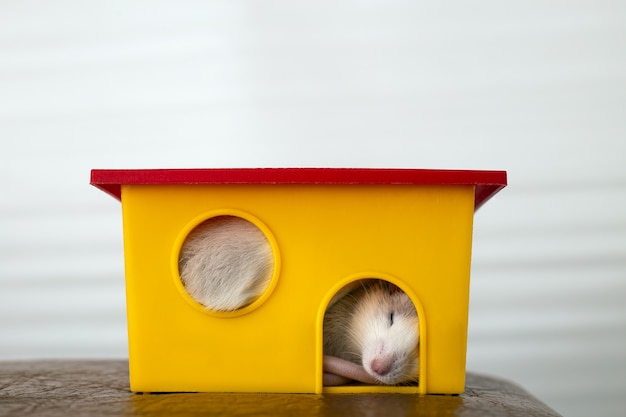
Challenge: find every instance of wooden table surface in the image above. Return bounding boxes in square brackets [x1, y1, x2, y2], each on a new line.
[0, 360, 562, 417]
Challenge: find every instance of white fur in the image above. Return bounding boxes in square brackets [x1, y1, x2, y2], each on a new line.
[323, 280, 419, 385]
[178, 216, 273, 311]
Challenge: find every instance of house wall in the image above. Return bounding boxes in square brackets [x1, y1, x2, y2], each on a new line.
[1, 0, 625, 415]
[119, 183, 474, 393]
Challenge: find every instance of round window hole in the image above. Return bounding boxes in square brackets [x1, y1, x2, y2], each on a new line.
[178, 215, 275, 313]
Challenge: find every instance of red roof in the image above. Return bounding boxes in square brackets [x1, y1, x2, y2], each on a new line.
[91, 168, 507, 210]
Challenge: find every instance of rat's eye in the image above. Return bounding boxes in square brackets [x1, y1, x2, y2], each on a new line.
[389, 312, 395, 326]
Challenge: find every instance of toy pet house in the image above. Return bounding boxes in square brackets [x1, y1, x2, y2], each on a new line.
[91, 168, 507, 394]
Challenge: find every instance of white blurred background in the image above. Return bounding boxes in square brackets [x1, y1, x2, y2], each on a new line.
[1, 1, 625, 416]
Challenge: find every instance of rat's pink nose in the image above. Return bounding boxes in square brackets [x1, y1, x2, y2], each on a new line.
[370, 357, 392, 376]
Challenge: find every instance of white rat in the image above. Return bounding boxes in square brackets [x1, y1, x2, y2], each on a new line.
[323, 280, 419, 385]
[178, 216, 273, 311]
[179, 217, 419, 385]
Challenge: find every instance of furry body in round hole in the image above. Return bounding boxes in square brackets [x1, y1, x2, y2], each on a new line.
[178, 216, 274, 312]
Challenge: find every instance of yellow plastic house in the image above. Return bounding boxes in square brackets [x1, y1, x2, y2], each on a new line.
[90, 168, 506, 395]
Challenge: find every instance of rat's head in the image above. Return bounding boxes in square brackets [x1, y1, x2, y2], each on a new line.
[350, 281, 419, 385]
